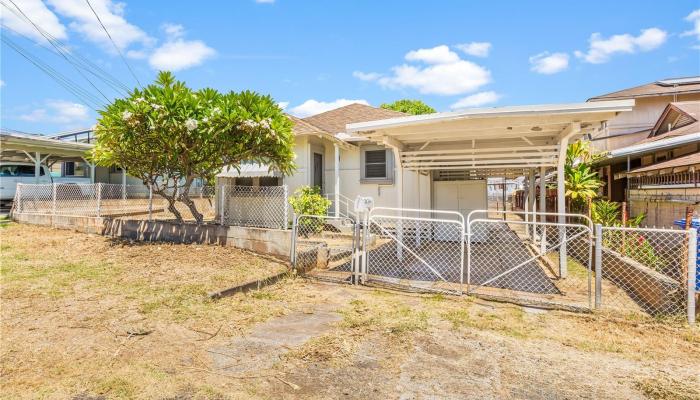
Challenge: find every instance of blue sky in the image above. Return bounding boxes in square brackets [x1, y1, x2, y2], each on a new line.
[1, 0, 699, 134]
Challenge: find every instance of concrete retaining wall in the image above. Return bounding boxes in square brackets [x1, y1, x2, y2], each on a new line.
[11, 213, 292, 260]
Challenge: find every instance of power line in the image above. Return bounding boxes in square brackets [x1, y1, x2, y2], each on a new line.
[1, 23, 130, 96]
[1, 35, 105, 109]
[84, 0, 143, 89]
[4, 0, 112, 104]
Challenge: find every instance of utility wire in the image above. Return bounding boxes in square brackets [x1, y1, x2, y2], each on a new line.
[84, 0, 143, 89]
[5, 0, 112, 104]
[1, 35, 104, 109]
[1, 23, 130, 96]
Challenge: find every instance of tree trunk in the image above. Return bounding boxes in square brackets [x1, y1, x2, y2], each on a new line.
[177, 177, 203, 224]
[154, 188, 183, 222]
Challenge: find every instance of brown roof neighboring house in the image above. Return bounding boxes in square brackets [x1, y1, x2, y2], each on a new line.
[303, 103, 405, 134]
[641, 101, 700, 143]
[626, 152, 700, 175]
[588, 77, 700, 101]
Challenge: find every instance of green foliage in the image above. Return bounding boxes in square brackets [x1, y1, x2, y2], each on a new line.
[289, 186, 331, 234]
[380, 99, 436, 115]
[563, 140, 602, 211]
[289, 186, 331, 216]
[591, 200, 620, 226]
[90, 71, 295, 222]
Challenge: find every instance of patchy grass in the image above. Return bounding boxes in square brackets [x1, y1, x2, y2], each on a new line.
[634, 374, 700, 400]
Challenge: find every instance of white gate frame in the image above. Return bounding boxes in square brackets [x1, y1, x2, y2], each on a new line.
[363, 207, 465, 294]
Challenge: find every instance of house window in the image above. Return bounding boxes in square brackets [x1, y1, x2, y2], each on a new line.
[259, 177, 281, 186]
[361, 146, 393, 184]
[234, 177, 254, 186]
[63, 162, 86, 177]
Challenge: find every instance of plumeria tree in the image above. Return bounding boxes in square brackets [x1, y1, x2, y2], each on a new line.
[91, 72, 295, 223]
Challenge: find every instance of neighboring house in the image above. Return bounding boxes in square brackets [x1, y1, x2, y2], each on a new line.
[589, 77, 700, 154]
[596, 101, 700, 227]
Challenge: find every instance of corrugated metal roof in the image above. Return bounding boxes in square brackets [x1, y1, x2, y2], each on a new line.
[588, 77, 700, 101]
[626, 152, 700, 175]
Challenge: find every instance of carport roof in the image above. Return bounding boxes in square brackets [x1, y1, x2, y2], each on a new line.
[1, 129, 92, 158]
[345, 100, 634, 176]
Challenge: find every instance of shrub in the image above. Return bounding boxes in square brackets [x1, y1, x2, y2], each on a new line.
[289, 186, 331, 234]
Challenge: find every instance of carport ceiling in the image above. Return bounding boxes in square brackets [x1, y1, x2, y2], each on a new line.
[346, 100, 635, 172]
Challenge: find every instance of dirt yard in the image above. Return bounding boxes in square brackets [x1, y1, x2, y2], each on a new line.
[1, 223, 699, 399]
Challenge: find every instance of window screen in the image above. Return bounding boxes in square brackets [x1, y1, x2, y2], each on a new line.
[365, 150, 387, 178]
[259, 177, 280, 186]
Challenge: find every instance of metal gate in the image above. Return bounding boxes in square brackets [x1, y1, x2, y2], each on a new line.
[362, 207, 465, 294]
[467, 217, 593, 310]
[291, 214, 359, 284]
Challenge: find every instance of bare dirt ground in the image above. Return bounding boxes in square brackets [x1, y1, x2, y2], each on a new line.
[1, 223, 699, 400]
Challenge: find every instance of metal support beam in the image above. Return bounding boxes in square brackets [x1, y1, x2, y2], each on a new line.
[528, 168, 536, 239]
[334, 143, 340, 218]
[34, 151, 40, 183]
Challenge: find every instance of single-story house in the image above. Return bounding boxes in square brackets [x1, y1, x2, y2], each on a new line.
[219, 101, 636, 226]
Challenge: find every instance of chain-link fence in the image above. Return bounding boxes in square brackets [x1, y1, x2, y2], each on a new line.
[363, 208, 465, 294]
[13, 183, 216, 221]
[218, 185, 288, 229]
[292, 215, 358, 283]
[596, 225, 695, 319]
[467, 219, 593, 311]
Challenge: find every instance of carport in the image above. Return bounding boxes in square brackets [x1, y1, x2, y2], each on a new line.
[346, 100, 635, 278]
[0, 130, 100, 183]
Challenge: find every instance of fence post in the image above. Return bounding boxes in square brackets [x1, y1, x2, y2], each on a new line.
[290, 214, 297, 268]
[148, 184, 153, 221]
[96, 183, 102, 217]
[687, 228, 697, 326]
[15, 183, 23, 214]
[219, 184, 225, 226]
[283, 185, 289, 230]
[594, 224, 603, 309]
[52, 183, 57, 216]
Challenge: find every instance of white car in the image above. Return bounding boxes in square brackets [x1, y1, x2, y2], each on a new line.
[0, 162, 53, 204]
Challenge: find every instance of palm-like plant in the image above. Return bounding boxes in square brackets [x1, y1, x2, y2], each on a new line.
[563, 141, 603, 212]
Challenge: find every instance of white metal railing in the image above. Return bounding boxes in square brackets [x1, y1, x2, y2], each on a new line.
[324, 192, 356, 220]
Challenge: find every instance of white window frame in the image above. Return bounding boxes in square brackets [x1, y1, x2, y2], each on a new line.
[360, 145, 394, 185]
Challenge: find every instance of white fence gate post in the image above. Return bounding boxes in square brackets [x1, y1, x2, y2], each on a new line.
[594, 224, 603, 309]
[15, 184, 23, 214]
[219, 184, 225, 226]
[687, 228, 697, 326]
[52, 183, 57, 216]
[148, 184, 153, 221]
[96, 183, 102, 217]
[283, 185, 289, 230]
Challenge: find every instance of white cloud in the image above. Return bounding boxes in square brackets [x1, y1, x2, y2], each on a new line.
[455, 42, 491, 57]
[0, 0, 68, 43]
[277, 101, 289, 110]
[574, 28, 668, 64]
[352, 71, 382, 81]
[148, 24, 216, 71]
[46, 0, 153, 54]
[288, 99, 369, 118]
[0, 80, 4, 87]
[529, 52, 569, 74]
[19, 100, 90, 124]
[450, 91, 501, 109]
[682, 9, 700, 41]
[405, 45, 460, 64]
[354, 45, 491, 96]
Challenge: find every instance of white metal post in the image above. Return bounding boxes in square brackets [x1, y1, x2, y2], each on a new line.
[594, 224, 603, 309]
[334, 143, 340, 218]
[523, 174, 530, 239]
[96, 183, 102, 217]
[539, 166, 547, 254]
[15, 184, 22, 214]
[34, 151, 41, 184]
[557, 136, 569, 279]
[219, 184, 225, 226]
[148, 184, 153, 221]
[120, 169, 127, 201]
[52, 183, 57, 216]
[687, 228, 697, 326]
[528, 168, 536, 240]
[392, 147, 403, 260]
[283, 185, 289, 229]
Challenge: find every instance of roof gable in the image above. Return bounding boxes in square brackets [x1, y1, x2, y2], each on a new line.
[644, 101, 700, 142]
[302, 103, 405, 134]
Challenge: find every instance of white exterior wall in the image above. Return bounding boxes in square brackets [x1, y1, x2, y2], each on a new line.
[284, 136, 431, 210]
[592, 93, 700, 153]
